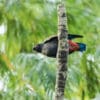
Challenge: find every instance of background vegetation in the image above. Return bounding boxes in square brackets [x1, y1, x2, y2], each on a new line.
[0, 0, 100, 100]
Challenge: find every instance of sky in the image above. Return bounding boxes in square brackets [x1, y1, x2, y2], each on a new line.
[0, 24, 6, 35]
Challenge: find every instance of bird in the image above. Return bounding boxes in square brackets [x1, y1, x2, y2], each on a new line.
[33, 34, 86, 58]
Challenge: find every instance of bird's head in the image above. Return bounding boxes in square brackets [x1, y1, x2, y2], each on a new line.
[33, 43, 43, 53]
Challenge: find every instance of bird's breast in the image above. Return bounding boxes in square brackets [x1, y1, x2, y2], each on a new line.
[42, 42, 58, 57]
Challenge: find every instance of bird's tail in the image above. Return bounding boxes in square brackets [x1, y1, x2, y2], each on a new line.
[68, 34, 83, 40]
[77, 43, 86, 52]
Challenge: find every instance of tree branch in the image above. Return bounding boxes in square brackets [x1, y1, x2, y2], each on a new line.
[55, 3, 69, 100]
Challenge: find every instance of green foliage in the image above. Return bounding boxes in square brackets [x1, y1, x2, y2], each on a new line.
[0, 0, 100, 100]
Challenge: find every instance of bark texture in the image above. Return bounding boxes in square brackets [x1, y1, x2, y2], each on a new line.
[55, 3, 68, 100]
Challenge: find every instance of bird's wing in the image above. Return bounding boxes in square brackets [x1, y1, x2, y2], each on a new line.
[44, 34, 83, 43]
[44, 36, 58, 43]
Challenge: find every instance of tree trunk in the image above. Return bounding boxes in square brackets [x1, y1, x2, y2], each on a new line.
[55, 3, 69, 100]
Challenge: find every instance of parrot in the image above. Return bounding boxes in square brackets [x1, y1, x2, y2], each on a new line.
[33, 34, 86, 58]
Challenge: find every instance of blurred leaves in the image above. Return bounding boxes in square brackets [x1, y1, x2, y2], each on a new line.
[0, 0, 100, 100]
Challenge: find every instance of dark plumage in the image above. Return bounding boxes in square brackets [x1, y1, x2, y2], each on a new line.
[33, 34, 86, 58]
